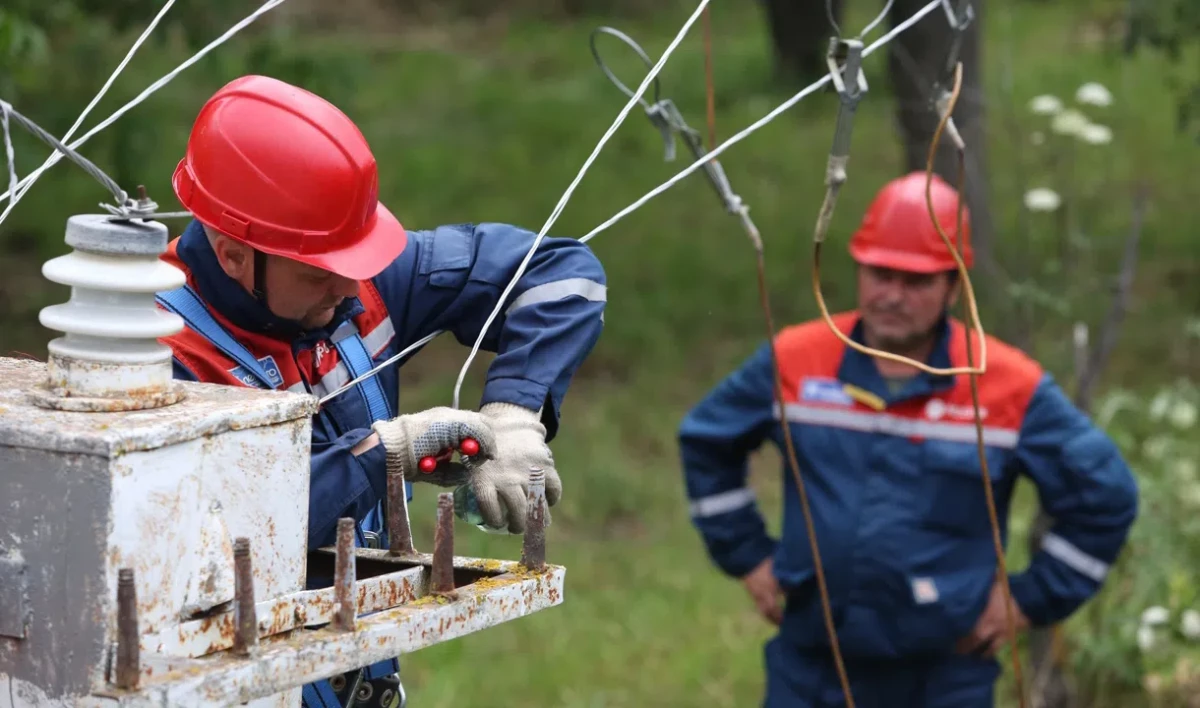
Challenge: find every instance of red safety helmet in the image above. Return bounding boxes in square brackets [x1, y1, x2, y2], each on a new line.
[848, 171, 972, 273]
[172, 75, 406, 281]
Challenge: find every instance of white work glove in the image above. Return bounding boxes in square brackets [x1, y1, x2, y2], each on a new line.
[371, 407, 498, 486]
[463, 402, 561, 534]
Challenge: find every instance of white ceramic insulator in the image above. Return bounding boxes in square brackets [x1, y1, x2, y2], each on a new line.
[40, 254, 185, 343]
[33, 214, 189, 408]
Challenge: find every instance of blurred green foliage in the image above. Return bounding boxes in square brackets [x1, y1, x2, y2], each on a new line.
[0, 1, 1198, 706]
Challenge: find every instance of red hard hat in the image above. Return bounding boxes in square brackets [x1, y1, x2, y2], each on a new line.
[848, 171, 972, 273]
[172, 75, 406, 281]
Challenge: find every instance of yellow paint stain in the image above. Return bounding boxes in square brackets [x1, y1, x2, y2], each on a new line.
[843, 384, 885, 411]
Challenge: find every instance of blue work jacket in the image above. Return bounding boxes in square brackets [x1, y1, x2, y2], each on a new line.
[163, 219, 607, 549]
[678, 311, 1138, 659]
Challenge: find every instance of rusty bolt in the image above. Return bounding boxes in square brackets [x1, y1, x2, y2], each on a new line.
[521, 468, 547, 572]
[115, 568, 139, 690]
[233, 537, 258, 655]
[388, 471, 415, 556]
[333, 517, 357, 632]
[431, 493, 456, 595]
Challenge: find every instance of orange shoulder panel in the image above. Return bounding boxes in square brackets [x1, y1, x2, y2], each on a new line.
[772, 311, 857, 403]
[947, 317, 1045, 425]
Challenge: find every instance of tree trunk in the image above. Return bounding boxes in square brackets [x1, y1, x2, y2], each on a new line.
[887, 0, 1000, 288]
[759, 0, 844, 88]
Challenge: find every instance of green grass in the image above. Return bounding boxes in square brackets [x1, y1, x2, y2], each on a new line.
[2, 1, 1199, 706]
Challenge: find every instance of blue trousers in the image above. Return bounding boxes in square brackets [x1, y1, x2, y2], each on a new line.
[763, 636, 1001, 707]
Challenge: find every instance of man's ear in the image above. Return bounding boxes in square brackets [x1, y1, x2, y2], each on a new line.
[211, 233, 252, 281]
[946, 273, 963, 309]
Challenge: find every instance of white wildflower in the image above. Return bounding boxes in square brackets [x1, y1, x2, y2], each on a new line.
[1024, 188, 1062, 212]
[1138, 624, 1157, 651]
[1143, 435, 1172, 462]
[1143, 606, 1170, 626]
[1184, 484, 1200, 509]
[1150, 391, 1172, 420]
[1052, 108, 1091, 137]
[1172, 458, 1198, 482]
[1079, 123, 1113, 145]
[1169, 400, 1197, 429]
[1030, 95, 1064, 115]
[1182, 609, 1200, 640]
[1076, 82, 1113, 107]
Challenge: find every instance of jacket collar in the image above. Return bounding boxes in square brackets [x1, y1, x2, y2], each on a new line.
[836, 313, 956, 405]
[177, 219, 363, 346]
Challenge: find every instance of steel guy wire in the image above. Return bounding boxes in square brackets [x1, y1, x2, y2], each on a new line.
[0, 100, 131, 211]
[589, 25, 742, 215]
[859, 0, 898, 40]
[318, 330, 445, 407]
[450, 0, 713, 411]
[1, 103, 16, 201]
[579, 0, 945, 245]
[0, 0, 287, 226]
[0, 0, 177, 224]
[589, 23, 857, 703]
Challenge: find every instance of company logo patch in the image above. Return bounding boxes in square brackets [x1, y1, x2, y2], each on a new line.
[924, 397, 988, 421]
[912, 577, 940, 605]
[230, 355, 284, 389]
[800, 377, 854, 406]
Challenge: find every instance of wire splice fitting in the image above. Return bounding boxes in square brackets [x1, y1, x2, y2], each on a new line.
[813, 38, 868, 244]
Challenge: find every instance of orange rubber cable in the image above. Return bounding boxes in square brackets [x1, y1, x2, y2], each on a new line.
[705, 12, 857, 703]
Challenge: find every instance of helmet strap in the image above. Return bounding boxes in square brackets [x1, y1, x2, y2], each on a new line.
[252, 249, 269, 306]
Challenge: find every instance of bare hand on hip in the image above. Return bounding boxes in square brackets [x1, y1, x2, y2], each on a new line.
[956, 579, 1030, 657]
[743, 557, 783, 626]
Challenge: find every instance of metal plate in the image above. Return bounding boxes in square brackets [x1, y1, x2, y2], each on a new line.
[0, 556, 29, 639]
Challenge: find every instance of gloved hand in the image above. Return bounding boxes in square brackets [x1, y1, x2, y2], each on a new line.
[462, 402, 561, 534]
[371, 407, 498, 486]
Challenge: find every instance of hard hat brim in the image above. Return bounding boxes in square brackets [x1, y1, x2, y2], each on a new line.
[289, 201, 408, 281]
[848, 242, 970, 274]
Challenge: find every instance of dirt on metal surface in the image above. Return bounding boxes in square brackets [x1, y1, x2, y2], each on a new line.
[0, 358, 317, 457]
[143, 566, 427, 658]
[105, 562, 566, 708]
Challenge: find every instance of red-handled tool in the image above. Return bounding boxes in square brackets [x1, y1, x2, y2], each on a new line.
[419, 437, 480, 474]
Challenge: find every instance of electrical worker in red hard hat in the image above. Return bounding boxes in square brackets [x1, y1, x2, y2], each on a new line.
[679, 172, 1138, 707]
[156, 75, 607, 707]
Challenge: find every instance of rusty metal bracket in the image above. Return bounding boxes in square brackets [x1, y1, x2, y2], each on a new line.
[0, 555, 29, 639]
[92, 551, 564, 707]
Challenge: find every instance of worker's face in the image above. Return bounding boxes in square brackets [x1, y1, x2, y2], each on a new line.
[856, 264, 959, 352]
[262, 255, 361, 330]
[212, 233, 359, 330]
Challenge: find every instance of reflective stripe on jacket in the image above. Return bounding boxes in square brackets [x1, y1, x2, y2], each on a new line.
[678, 311, 1138, 659]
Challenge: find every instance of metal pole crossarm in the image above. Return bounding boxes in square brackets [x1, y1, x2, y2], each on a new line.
[88, 553, 563, 707]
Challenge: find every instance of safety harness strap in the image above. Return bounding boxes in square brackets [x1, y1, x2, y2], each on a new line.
[156, 284, 279, 390]
[157, 287, 402, 706]
[302, 681, 342, 708]
[332, 321, 399, 539]
[330, 322, 402, 693]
